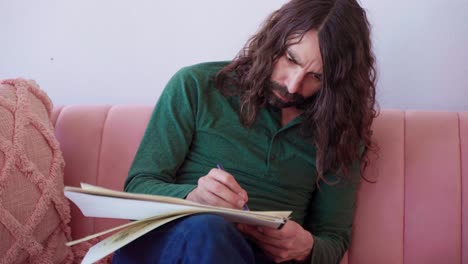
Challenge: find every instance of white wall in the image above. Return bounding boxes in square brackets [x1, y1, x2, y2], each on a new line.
[1, 0, 467, 111]
[365, 0, 468, 111]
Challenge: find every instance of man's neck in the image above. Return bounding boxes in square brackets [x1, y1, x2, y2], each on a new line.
[281, 107, 302, 127]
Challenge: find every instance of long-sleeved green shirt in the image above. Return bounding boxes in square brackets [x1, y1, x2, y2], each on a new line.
[125, 61, 360, 264]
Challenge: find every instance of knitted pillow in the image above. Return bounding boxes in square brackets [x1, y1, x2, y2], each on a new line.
[0, 79, 73, 263]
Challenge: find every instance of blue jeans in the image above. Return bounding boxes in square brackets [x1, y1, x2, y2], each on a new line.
[112, 214, 273, 264]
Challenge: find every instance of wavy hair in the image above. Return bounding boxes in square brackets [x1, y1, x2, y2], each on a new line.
[215, 0, 378, 183]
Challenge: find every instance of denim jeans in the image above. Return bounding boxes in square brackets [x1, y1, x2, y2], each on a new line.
[112, 214, 274, 264]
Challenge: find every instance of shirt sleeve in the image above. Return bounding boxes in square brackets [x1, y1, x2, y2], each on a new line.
[304, 162, 361, 264]
[123, 67, 199, 198]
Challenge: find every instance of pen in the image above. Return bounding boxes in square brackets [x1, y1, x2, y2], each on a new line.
[217, 163, 249, 211]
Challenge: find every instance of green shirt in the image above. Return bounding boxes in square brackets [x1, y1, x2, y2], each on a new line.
[125, 61, 360, 264]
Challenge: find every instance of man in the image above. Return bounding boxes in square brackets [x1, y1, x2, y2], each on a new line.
[113, 0, 377, 263]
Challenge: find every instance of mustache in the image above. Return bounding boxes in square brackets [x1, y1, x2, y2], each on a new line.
[269, 81, 305, 102]
[267, 81, 318, 110]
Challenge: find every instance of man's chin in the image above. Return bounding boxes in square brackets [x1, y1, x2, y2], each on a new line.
[268, 97, 314, 110]
[268, 100, 293, 109]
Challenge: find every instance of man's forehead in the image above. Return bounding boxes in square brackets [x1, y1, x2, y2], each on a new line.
[285, 32, 307, 46]
[284, 30, 323, 73]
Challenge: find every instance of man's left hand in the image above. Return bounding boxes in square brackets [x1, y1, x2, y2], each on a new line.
[236, 220, 314, 263]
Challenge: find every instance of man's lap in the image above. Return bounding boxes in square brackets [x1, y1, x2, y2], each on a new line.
[112, 214, 273, 264]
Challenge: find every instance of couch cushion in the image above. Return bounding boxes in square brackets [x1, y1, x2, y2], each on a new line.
[0, 79, 73, 263]
[347, 110, 467, 264]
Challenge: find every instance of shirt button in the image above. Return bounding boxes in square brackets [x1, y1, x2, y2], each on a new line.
[270, 155, 276, 161]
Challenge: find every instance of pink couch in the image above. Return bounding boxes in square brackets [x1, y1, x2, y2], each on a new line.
[51, 105, 468, 264]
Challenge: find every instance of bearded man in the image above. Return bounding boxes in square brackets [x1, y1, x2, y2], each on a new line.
[113, 0, 377, 263]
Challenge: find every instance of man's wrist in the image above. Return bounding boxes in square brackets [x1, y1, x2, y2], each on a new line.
[295, 230, 314, 262]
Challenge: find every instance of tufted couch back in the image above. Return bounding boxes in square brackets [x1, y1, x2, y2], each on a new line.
[52, 106, 468, 264]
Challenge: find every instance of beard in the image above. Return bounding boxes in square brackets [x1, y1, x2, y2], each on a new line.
[266, 81, 315, 110]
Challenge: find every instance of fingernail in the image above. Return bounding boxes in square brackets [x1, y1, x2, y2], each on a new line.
[238, 200, 244, 208]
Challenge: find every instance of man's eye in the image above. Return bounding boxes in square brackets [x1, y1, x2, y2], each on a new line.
[286, 54, 294, 63]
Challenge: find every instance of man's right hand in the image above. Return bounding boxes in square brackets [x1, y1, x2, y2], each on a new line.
[186, 168, 248, 209]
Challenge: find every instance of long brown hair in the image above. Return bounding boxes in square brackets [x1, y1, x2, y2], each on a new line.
[215, 0, 378, 183]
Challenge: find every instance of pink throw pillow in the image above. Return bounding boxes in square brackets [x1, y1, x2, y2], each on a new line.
[0, 79, 74, 263]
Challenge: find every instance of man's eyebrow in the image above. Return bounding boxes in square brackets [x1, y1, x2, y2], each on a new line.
[287, 49, 322, 77]
[286, 49, 302, 66]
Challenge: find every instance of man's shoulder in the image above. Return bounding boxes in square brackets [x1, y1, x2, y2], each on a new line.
[165, 61, 231, 99]
[177, 61, 231, 80]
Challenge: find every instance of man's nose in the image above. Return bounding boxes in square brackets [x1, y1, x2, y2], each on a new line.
[286, 69, 304, 94]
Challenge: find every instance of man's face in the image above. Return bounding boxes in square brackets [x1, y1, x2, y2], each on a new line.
[268, 30, 323, 109]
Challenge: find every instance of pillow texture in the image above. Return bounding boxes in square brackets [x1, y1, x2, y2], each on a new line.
[0, 79, 73, 263]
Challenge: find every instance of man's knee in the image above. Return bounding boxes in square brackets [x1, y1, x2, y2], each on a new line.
[180, 214, 235, 233]
[113, 214, 255, 264]
[176, 214, 255, 263]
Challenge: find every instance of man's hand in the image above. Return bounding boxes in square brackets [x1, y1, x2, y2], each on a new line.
[186, 168, 248, 209]
[237, 220, 314, 263]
